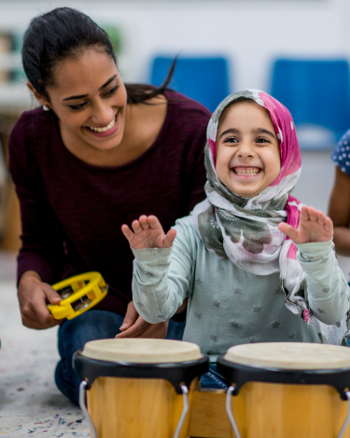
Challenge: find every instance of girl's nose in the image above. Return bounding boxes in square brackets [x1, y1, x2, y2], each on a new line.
[238, 141, 254, 157]
[90, 101, 114, 126]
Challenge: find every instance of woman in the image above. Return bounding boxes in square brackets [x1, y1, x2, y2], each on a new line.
[9, 7, 211, 404]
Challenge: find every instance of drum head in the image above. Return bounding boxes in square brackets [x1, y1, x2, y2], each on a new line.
[81, 338, 202, 363]
[224, 342, 350, 370]
[74, 339, 208, 393]
[217, 342, 350, 398]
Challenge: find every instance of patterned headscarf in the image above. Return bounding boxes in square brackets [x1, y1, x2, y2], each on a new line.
[192, 90, 310, 322]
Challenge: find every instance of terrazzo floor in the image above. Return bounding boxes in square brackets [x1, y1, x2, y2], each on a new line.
[0, 252, 90, 437]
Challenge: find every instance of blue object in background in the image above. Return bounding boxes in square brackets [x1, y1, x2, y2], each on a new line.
[150, 55, 230, 112]
[270, 58, 350, 150]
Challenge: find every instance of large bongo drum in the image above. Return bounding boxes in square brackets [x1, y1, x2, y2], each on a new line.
[217, 342, 350, 438]
[73, 338, 208, 438]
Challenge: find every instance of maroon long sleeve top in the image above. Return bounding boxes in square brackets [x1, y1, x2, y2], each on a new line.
[8, 90, 211, 315]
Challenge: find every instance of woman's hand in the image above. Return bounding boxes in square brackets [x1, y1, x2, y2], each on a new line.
[278, 205, 333, 244]
[18, 271, 64, 329]
[121, 215, 176, 249]
[115, 301, 169, 339]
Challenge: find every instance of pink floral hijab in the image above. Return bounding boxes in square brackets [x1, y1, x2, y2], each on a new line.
[192, 90, 309, 322]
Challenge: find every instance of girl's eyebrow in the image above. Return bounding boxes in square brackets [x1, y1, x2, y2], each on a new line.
[218, 128, 240, 139]
[62, 74, 118, 101]
[218, 127, 277, 140]
[253, 128, 276, 138]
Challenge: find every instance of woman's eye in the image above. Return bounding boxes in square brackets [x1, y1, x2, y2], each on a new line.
[68, 102, 87, 111]
[105, 84, 119, 97]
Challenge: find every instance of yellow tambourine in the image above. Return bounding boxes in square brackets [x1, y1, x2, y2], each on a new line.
[48, 272, 108, 320]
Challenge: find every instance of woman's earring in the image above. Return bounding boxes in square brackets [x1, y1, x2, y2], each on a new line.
[43, 105, 50, 111]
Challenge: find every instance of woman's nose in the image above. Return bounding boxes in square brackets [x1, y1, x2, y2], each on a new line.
[90, 101, 114, 126]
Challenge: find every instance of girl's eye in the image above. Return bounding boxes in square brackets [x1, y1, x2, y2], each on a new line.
[105, 84, 119, 97]
[256, 137, 270, 144]
[225, 137, 238, 144]
[68, 102, 87, 111]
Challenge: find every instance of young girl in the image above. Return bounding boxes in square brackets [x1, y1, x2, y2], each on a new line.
[122, 89, 350, 387]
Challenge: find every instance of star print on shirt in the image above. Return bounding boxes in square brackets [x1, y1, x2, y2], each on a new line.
[213, 300, 221, 308]
[194, 311, 202, 319]
[288, 333, 297, 340]
[230, 322, 240, 328]
[317, 308, 326, 314]
[234, 288, 242, 295]
[210, 333, 218, 341]
[322, 287, 330, 293]
[275, 287, 282, 295]
[321, 257, 329, 264]
[217, 264, 225, 273]
[196, 278, 204, 286]
[136, 301, 145, 308]
[271, 321, 281, 329]
[253, 306, 262, 313]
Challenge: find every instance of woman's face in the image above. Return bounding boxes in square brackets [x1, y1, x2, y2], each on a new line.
[215, 100, 281, 198]
[40, 47, 127, 154]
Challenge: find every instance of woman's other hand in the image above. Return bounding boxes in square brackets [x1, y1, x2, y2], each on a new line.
[115, 301, 169, 339]
[18, 271, 63, 329]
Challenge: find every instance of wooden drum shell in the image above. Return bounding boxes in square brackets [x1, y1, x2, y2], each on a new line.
[87, 376, 197, 438]
[227, 381, 350, 438]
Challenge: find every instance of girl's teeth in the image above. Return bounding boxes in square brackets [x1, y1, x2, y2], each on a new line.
[235, 168, 259, 175]
[89, 116, 116, 133]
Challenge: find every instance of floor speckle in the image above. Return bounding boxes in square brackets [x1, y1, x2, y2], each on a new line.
[0, 274, 90, 437]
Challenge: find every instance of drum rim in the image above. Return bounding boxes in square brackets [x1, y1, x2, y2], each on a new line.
[73, 350, 209, 394]
[217, 356, 350, 399]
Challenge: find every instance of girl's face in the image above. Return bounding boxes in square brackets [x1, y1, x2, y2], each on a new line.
[215, 100, 281, 198]
[36, 47, 127, 154]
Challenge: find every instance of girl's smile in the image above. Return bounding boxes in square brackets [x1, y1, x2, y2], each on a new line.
[216, 100, 281, 198]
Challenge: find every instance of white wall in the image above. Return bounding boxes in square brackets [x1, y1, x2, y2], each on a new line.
[0, 0, 349, 90]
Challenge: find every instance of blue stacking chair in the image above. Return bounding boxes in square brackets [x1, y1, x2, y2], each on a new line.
[270, 58, 350, 150]
[150, 55, 230, 112]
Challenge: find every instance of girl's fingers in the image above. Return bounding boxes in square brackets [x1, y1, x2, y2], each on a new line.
[278, 221, 298, 241]
[163, 228, 177, 248]
[121, 224, 134, 242]
[148, 215, 162, 229]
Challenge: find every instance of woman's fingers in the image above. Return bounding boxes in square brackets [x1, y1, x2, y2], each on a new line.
[119, 301, 138, 331]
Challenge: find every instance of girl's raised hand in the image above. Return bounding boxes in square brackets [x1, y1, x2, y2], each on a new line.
[278, 205, 333, 244]
[121, 215, 177, 249]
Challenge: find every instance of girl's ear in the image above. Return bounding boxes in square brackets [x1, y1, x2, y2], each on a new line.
[27, 81, 51, 109]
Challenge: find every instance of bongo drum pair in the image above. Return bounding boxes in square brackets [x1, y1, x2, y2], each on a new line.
[73, 338, 208, 438]
[74, 339, 350, 438]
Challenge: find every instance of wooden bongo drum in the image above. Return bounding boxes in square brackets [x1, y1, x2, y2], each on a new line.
[73, 338, 208, 438]
[217, 342, 350, 438]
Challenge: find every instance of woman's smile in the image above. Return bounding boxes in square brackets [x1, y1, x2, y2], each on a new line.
[85, 113, 119, 137]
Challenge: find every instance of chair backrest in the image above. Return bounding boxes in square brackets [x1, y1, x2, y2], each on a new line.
[150, 55, 230, 112]
[270, 58, 350, 145]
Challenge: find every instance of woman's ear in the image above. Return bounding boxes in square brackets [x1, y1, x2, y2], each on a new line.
[27, 81, 51, 110]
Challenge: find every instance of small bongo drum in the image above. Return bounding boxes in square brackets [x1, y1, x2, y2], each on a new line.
[217, 342, 350, 438]
[73, 338, 208, 438]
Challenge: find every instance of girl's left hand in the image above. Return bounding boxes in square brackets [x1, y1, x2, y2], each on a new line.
[278, 205, 333, 244]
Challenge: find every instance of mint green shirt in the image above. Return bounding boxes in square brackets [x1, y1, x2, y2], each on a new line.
[132, 216, 349, 361]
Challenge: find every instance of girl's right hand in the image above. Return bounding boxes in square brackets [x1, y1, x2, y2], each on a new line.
[121, 215, 177, 249]
[18, 271, 63, 329]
